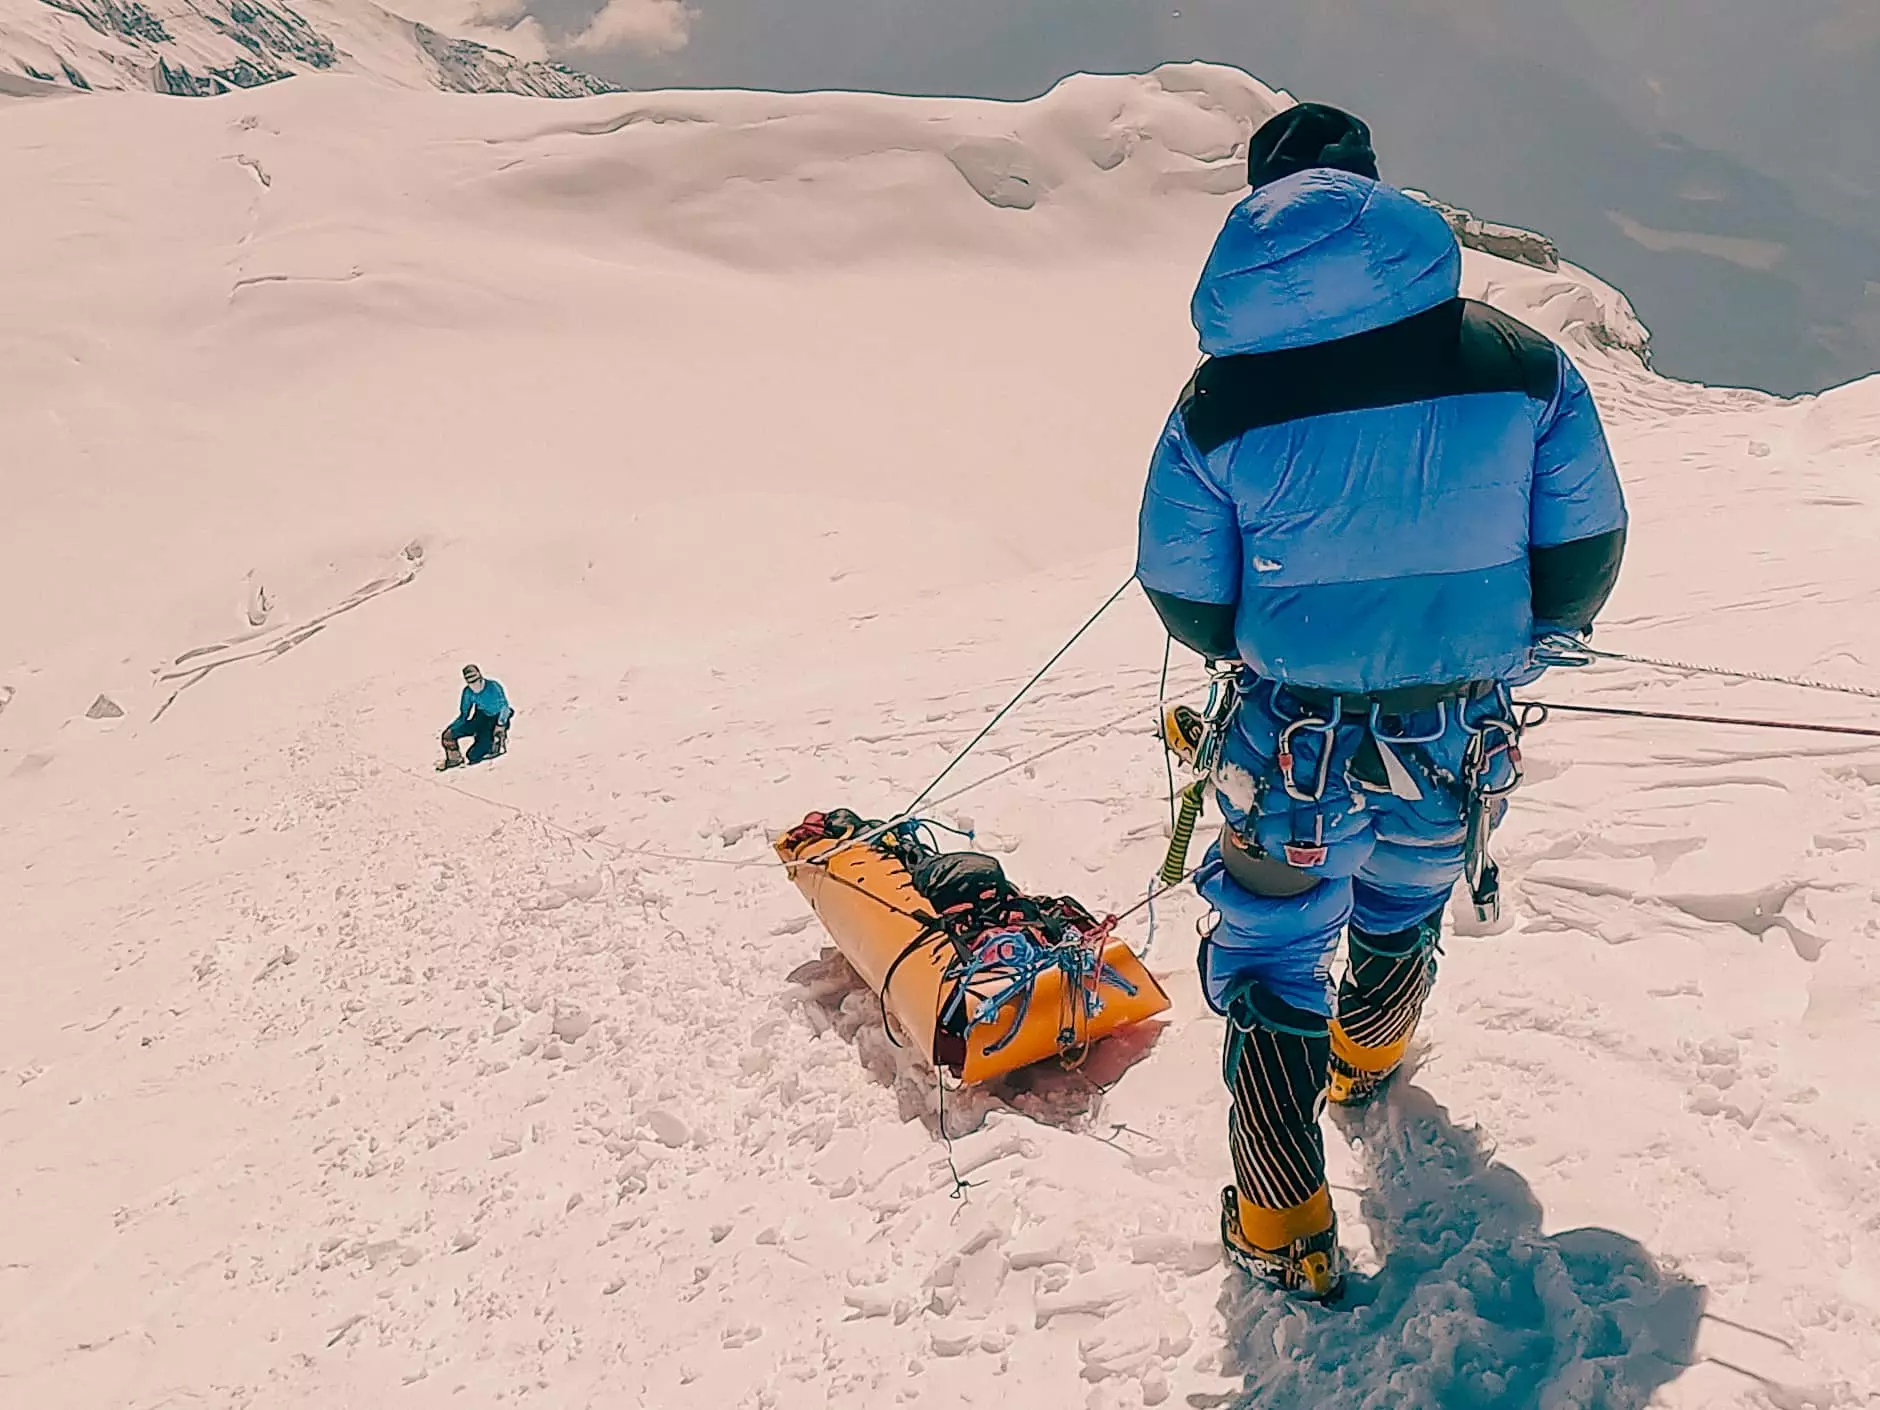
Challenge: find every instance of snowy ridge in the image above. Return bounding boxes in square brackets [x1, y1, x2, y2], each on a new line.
[4, 67, 1879, 1408]
[0, 0, 614, 96]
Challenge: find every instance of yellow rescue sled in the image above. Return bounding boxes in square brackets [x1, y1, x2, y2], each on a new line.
[776, 809, 1170, 1084]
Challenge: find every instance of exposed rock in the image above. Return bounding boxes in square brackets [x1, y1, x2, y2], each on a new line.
[7, 0, 618, 100]
[1583, 316, 1653, 365]
[86, 693, 125, 719]
[41, 0, 173, 45]
[211, 0, 336, 69]
[410, 23, 616, 99]
[155, 54, 289, 93]
[1406, 189, 1562, 272]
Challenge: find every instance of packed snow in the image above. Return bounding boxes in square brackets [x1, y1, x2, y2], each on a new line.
[3, 61, 1878, 1409]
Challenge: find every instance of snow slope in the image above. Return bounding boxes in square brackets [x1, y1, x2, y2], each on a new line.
[3, 62, 1878, 1409]
[0, 0, 611, 97]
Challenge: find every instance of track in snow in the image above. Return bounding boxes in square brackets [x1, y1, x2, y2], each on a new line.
[5, 69, 1880, 1410]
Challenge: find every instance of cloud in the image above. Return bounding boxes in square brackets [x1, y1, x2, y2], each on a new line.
[564, 0, 693, 55]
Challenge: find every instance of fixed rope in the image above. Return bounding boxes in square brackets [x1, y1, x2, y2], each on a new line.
[1521, 699, 1880, 742]
[1538, 633, 1880, 701]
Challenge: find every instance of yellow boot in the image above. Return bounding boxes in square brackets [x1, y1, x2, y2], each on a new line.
[1328, 1016, 1418, 1105]
[1220, 1004, 1345, 1300]
[1327, 916, 1441, 1106]
[1219, 1185, 1345, 1300]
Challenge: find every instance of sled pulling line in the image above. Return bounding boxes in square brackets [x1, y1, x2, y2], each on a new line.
[792, 698, 1170, 868]
[901, 576, 1136, 815]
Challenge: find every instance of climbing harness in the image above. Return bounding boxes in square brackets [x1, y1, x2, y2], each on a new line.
[1157, 664, 1536, 893]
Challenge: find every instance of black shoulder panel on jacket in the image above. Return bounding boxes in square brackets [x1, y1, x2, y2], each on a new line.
[1456, 300, 1560, 404]
[1181, 299, 1562, 454]
[1531, 526, 1626, 631]
[1142, 585, 1240, 661]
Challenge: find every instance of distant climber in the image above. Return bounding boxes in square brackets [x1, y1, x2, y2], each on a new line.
[438, 663, 513, 769]
[1135, 102, 1627, 1299]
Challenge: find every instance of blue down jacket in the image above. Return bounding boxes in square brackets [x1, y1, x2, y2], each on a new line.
[1135, 170, 1627, 692]
[458, 679, 513, 725]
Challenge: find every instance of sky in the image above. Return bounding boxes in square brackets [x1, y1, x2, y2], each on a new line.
[414, 0, 1880, 396]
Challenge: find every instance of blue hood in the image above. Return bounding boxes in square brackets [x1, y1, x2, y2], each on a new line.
[1191, 171, 1462, 356]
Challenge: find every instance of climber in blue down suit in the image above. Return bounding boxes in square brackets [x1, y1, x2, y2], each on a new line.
[1135, 103, 1628, 1299]
[438, 663, 513, 770]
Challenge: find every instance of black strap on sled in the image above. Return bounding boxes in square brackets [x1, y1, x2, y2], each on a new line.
[878, 925, 950, 1049]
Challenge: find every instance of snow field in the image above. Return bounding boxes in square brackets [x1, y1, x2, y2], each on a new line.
[3, 64, 1879, 1408]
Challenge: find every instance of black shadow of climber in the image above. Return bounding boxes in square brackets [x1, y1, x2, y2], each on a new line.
[1214, 1084, 1703, 1409]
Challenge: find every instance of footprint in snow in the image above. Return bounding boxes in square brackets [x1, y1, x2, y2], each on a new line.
[1216, 1084, 1704, 1409]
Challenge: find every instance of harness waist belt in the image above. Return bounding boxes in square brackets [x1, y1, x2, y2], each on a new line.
[1279, 679, 1496, 717]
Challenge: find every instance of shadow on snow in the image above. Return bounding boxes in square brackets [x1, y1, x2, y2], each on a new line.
[1213, 1083, 1705, 1410]
[781, 946, 1165, 1135]
[787, 950, 1705, 1406]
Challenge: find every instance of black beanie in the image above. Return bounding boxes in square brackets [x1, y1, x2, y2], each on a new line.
[1246, 103, 1379, 190]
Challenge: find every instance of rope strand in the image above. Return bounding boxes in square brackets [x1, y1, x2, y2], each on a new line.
[1523, 699, 1880, 741]
[1546, 636, 1880, 701]
[1157, 635, 1177, 832]
[830, 698, 1164, 858]
[902, 577, 1136, 815]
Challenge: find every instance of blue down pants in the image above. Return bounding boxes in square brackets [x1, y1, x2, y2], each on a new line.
[1197, 682, 1520, 1018]
[445, 711, 504, 764]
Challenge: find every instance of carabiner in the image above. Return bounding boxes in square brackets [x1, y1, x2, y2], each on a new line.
[1531, 630, 1596, 669]
[1368, 699, 1448, 745]
[1192, 659, 1245, 777]
[1276, 710, 1339, 803]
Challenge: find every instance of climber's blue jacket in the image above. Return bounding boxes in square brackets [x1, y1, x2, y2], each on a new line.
[1135, 169, 1627, 692]
[458, 679, 512, 725]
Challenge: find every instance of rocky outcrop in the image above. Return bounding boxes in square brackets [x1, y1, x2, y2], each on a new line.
[410, 23, 615, 99]
[6, 0, 618, 98]
[1406, 190, 1562, 272]
[41, 0, 172, 44]
[208, 0, 336, 69]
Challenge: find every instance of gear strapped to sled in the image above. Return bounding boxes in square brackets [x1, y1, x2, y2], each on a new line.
[776, 809, 1170, 1084]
